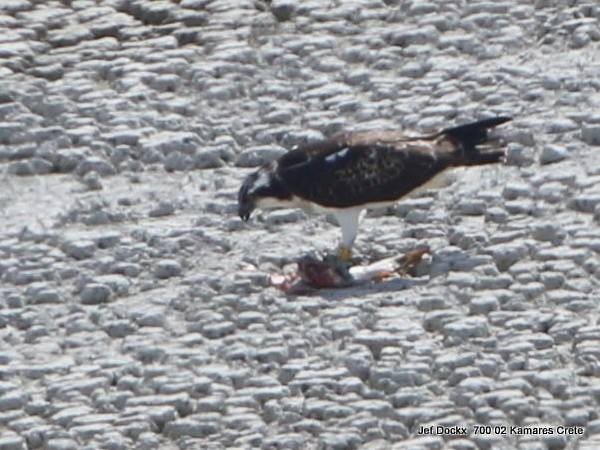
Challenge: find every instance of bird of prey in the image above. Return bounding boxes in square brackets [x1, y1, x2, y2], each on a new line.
[238, 116, 511, 263]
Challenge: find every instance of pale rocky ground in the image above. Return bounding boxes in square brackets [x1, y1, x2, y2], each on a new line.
[1, 0, 600, 449]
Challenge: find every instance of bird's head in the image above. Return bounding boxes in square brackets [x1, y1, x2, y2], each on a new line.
[238, 164, 292, 222]
[238, 170, 260, 221]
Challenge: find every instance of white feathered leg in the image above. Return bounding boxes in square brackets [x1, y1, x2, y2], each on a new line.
[332, 208, 363, 261]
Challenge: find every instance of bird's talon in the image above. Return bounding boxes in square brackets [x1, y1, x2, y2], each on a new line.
[336, 246, 353, 263]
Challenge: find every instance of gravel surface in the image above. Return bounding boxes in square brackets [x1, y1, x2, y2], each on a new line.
[1, 1, 600, 449]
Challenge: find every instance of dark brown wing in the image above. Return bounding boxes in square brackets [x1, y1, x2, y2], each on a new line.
[276, 134, 455, 208]
[274, 118, 511, 208]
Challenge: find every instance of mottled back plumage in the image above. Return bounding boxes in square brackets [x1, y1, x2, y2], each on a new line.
[277, 135, 453, 207]
[238, 116, 511, 221]
[272, 116, 511, 208]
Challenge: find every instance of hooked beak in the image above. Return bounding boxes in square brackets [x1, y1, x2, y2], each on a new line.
[238, 199, 254, 222]
[238, 170, 260, 222]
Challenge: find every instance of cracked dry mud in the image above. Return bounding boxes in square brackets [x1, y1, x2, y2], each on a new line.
[1, 1, 600, 449]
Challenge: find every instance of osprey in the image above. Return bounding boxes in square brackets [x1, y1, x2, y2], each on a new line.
[238, 117, 511, 262]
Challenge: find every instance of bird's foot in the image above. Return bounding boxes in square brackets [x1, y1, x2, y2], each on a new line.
[336, 246, 353, 263]
[319, 246, 354, 282]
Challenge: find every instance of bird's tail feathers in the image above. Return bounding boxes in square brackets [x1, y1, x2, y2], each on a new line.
[442, 116, 512, 165]
[460, 148, 505, 165]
